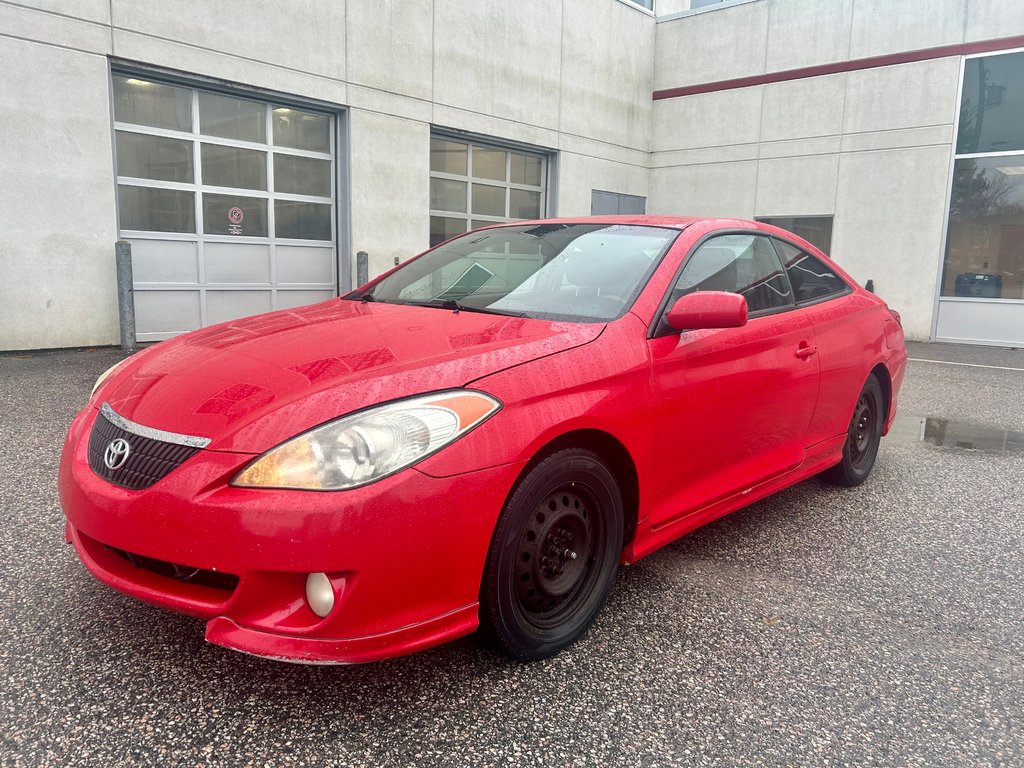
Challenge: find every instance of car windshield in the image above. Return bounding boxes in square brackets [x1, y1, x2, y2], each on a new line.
[353, 223, 679, 322]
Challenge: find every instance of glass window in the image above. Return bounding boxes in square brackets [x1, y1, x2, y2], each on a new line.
[430, 216, 468, 246]
[200, 144, 267, 190]
[118, 186, 195, 233]
[275, 201, 331, 241]
[431, 178, 467, 213]
[199, 92, 266, 143]
[472, 183, 506, 217]
[674, 235, 793, 314]
[362, 224, 677, 323]
[115, 131, 193, 183]
[756, 216, 833, 254]
[591, 190, 647, 215]
[202, 193, 267, 237]
[272, 107, 330, 153]
[941, 156, 1024, 299]
[473, 147, 506, 181]
[510, 189, 541, 219]
[274, 154, 331, 197]
[431, 138, 468, 175]
[112, 76, 192, 132]
[774, 240, 850, 303]
[510, 153, 543, 186]
[957, 52, 1024, 155]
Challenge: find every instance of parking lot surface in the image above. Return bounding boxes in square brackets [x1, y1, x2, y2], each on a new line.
[1, 342, 1022, 767]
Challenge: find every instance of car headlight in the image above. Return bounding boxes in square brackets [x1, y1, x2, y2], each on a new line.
[91, 358, 130, 397]
[231, 390, 502, 491]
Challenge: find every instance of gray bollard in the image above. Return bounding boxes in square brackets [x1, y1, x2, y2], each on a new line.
[115, 241, 137, 353]
[356, 251, 369, 287]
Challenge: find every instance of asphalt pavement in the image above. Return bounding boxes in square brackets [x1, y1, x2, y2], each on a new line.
[1, 341, 1022, 767]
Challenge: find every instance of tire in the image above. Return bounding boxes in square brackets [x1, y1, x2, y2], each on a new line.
[823, 374, 884, 487]
[480, 448, 624, 662]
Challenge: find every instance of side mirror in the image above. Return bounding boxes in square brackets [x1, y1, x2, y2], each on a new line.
[666, 291, 748, 331]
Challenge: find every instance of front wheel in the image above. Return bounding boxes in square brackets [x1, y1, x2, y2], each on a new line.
[480, 448, 624, 662]
[823, 374, 884, 487]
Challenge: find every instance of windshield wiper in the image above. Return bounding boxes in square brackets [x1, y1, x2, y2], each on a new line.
[410, 299, 524, 317]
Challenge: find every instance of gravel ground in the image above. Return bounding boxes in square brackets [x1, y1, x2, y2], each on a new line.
[1, 343, 1022, 767]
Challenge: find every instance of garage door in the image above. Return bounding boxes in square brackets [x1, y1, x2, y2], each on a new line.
[112, 74, 338, 341]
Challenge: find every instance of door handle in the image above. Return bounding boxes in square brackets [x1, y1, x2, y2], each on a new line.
[794, 345, 817, 360]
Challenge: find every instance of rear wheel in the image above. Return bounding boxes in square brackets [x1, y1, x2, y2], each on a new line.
[481, 448, 623, 662]
[823, 374, 884, 487]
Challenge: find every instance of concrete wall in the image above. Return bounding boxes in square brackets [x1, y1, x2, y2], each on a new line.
[648, 0, 1001, 340]
[0, 0, 656, 350]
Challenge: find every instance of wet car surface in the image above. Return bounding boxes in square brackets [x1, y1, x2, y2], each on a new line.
[2, 341, 1022, 766]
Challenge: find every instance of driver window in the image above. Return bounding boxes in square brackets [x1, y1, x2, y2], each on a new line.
[672, 234, 793, 315]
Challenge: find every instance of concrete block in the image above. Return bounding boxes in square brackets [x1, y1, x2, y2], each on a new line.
[648, 161, 758, 217]
[965, 0, 1024, 43]
[0, 37, 118, 350]
[557, 153, 650, 216]
[754, 153, 840, 217]
[849, 0, 965, 59]
[765, 0, 853, 72]
[655, 1, 769, 90]
[653, 85, 763, 152]
[760, 73, 847, 142]
[346, 0, 433, 101]
[830, 145, 953, 341]
[0, 2, 111, 54]
[843, 57, 961, 136]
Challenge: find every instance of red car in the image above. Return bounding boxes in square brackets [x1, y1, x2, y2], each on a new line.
[59, 217, 906, 664]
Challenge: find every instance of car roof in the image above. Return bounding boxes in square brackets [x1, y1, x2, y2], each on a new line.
[480, 215, 741, 231]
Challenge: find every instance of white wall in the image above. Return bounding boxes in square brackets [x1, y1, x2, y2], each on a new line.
[0, 0, 657, 350]
[648, 0, 990, 340]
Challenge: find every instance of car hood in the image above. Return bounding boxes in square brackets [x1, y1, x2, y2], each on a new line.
[100, 300, 603, 453]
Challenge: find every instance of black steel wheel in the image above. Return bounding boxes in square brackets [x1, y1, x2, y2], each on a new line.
[481, 448, 624, 661]
[823, 374, 884, 487]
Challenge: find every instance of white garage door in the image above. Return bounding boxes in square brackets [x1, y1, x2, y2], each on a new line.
[112, 74, 338, 341]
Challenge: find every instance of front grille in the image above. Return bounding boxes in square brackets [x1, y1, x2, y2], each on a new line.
[87, 405, 206, 490]
[107, 546, 239, 592]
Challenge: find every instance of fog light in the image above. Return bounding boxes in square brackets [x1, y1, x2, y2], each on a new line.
[305, 572, 335, 618]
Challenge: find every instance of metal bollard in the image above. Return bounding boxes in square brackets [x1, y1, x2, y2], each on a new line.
[115, 241, 137, 353]
[356, 251, 368, 287]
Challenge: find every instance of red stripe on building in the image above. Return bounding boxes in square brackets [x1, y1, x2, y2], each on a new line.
[653, 33, 1024, 100]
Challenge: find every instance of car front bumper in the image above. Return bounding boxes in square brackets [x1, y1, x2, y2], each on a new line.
[59, 406, 524, 663]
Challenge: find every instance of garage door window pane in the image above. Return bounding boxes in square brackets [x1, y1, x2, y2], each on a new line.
[430, 216, 467, 247]
[473, 147, 506, 181]
[275, 201, 331, 241]
[203, 193, 267, 236]
[119, 186, 195, 233]
[431, 178, 467, 213]
[431, 138, 468, 175]
[274, 154, 331, 197]
[273, 108, 330, 153]
[510, 189, 541, 219]
[116, 131, 193, 183]
[199, 92, 266, 143]
[472, 184, 506, 217]
[113, 76, 192, 132]
[201, 144, 267, 190]
[510, 153, 542, 186]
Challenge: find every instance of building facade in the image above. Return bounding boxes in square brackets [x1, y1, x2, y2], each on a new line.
[1, 0, 1023, 350]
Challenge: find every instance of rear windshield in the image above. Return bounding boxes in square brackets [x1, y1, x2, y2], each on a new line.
[354, 223, 679, 322]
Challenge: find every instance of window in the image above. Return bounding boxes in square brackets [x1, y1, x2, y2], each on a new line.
[773, 240, 850, 304]
[362, 223, 677, 323]
[429, 136, 547, 246]
[672, 234, 792, 315]
[111, 73, 338, 339]
[625, 0, 654, 9]
[941, 50, 1024, 301]
[591, 190, 647, 215]
[756, 216, 833, 254]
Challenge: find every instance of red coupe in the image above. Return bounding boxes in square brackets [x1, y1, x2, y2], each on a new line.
[59, 217, 906, 663]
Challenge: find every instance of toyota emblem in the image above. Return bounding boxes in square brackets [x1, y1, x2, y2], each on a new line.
[103, 438, 131, 470]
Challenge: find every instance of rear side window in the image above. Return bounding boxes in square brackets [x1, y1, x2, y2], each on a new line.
[673, 234, 793, 315]
[773, 240, 850, 304]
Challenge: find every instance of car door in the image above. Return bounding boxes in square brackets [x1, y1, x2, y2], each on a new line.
[772, 238, 871, 443]
[646, 233, 820, 527]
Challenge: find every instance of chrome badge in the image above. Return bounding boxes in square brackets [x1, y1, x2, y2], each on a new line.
[103, 438, 131, 470]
